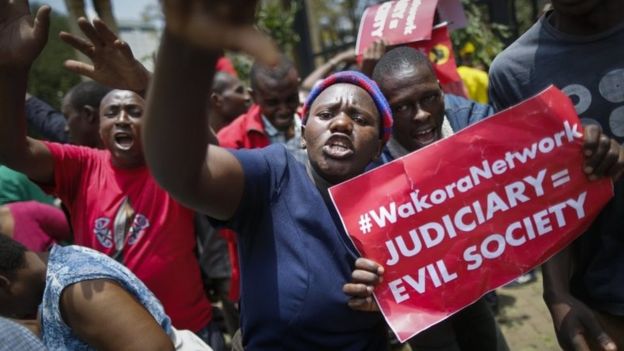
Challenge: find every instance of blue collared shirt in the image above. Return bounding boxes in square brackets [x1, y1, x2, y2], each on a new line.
[0, 317, 46, 351]
[261, 115, 308, 164]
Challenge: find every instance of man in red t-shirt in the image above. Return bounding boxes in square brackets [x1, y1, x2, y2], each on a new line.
[0, 30, 221, 348]
[217, 55, 302, 153]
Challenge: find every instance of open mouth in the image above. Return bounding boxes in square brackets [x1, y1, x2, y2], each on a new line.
[323, 135, 354, 160]
[274, 114, 292, 124]
[113, 132, 134, 151]
[412, 126, 438, 146]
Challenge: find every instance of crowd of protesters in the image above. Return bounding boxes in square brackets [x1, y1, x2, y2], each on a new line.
[0, 0, 623, 350]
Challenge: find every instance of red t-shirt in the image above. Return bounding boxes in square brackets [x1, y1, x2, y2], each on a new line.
[42, 142, 212, 331]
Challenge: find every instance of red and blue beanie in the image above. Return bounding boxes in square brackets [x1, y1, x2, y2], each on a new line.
[301, 71, 393, 143]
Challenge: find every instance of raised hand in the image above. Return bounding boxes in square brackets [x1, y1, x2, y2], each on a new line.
[0, 0, 50, 69]
[161, 0, 278, 65]
[59, 18, 151, 92]
[343, 258, 384, 312]
[360, 39, 387, 78]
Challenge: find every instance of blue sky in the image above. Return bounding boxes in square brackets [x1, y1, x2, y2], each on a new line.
[43, 0, 158, 21]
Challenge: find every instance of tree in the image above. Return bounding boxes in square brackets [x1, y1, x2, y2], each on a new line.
[450, 0, 510, 68]
[28, 4, 81, 110]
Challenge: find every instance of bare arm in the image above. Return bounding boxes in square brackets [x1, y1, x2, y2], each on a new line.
[542, 248, 618, 351]
[359, 39, 386, 78]
[60, 279, 174, 351]
[0, 1, 55, 184]
[143, 0, 278, 220]
[301, 48, 356, 91]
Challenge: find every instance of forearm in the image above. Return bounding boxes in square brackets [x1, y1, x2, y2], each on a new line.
[144, 31, 218, 200]
[0, 69, 30, 166]
[542, 246, 573, 303]
[301, 60, 338, 91]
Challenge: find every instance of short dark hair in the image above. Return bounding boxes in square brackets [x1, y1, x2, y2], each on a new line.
[0, 234, 27, 274]
[66, 81, 113, 111]
[249, 54, 296, 91]
[372, 46, 435, 84]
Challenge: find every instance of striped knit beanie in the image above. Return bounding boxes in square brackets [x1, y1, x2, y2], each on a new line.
[301, 71, 393, 143]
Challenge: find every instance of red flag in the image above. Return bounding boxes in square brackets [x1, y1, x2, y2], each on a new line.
[407, 24, 467, 97]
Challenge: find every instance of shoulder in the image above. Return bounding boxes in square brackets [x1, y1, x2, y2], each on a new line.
[42, 142, 105, 163]
[444, 95, 494, 130]
[490, 18, 544, 78]
[230, 144, 292, 173]
[47, 246, 115, 284]
[217, 105, 264, 146]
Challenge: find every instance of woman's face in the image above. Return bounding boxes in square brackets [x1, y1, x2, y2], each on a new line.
[303, 83, 383, 184]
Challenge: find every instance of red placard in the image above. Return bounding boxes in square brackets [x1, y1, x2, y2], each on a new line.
[356, 0, 439, 55]
[406, 24, 466, 97]
[328, 86, 613, 342]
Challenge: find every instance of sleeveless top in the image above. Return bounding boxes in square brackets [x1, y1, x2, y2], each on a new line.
[41, 245, 172, 350]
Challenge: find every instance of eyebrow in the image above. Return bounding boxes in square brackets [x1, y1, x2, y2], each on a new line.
[313, 99, 376, 119]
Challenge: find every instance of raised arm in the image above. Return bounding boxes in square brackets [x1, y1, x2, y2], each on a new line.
[143, 0, 277, 220]
[60, 279, 174, 351]
[0, 0, 55, 184]
[301, 48, 356, 91]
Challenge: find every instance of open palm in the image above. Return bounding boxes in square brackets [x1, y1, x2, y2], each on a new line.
[60, 18, 151, 92]
[0, 0, 49, 68]
[162, 0, 278, 65]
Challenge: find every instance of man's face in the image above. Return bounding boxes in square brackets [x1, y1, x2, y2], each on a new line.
[378, 65, 445, 152]
[61, 94, 100, 148]
[550, 0, 606, 16]
[99, 90, 145, 168]
[302, 83, 382, 184]
[218, 75, 251, 123]
[252, 68, 300, 132]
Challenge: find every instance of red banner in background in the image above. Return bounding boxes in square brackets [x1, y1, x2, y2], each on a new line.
[329, 86, 613, 342]
[356, 0, 439, 55]
[407, 24, 467, 97]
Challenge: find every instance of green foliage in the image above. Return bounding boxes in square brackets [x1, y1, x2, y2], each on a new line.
[451, 0, 511, 68]
[28, 5, 80, 110]
[257, 0, 300, 53]
[230, 53, 254, 84]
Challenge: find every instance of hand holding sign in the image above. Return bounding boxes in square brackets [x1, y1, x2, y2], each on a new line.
[344, 258, 384, 312]
[582, 124, 624, 181]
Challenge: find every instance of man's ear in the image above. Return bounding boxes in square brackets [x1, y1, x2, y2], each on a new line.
[0, 274, 11, 291]
[370, 139, 384, 162]
[210, 92, 222, 107]
[249, 88, 259, 104]
[81, 105, 97, 124]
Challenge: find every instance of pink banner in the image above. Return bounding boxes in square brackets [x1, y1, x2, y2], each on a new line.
[356, 0, 439, 55]
[329, 86, 613, 342]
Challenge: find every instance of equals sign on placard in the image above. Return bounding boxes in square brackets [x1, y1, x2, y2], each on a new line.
[551, 169, 571, 188]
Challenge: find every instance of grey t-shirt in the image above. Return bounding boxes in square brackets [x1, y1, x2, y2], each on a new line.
[488, 12, 624, 315]
[489, 12, 624, 141]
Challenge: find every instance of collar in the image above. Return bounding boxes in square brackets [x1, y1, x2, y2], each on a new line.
[261, 114, 302, 139]
[387, 116, 454, 159]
